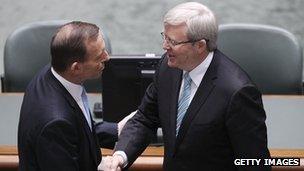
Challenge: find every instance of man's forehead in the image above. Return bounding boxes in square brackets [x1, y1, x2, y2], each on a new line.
[164, 24, 188, 36]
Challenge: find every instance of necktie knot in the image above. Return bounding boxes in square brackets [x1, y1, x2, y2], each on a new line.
[81, 88, 88, 102]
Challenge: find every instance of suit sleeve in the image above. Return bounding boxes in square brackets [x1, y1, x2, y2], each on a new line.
[114, 83, 160, 167]
[226, 85, 271, 171]
[95, 121, 118, 149]
[35, 119, 80, 171]
[114, 56, 164, 167]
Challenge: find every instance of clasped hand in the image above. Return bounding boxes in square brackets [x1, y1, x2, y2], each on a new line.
[100, 155, 124, 171]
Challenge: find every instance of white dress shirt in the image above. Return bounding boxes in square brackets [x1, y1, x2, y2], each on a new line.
[179, 51, 214, 103]
[51, 67, 92, 130]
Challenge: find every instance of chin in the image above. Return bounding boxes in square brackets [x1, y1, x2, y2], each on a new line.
[90, 73, 102, 80]
[167, 60, 177, 68]
[95, 72, 103, 78]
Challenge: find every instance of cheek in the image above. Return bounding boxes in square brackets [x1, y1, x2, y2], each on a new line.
[176, 55, 187, 65]
[173, 49, 186, 61]
[179, 49, 193, 62]
[90, 61, 100, 68]
[85, 63, 99, 73]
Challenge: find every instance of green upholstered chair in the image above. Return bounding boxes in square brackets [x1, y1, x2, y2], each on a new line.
[217, 23, 303, 94]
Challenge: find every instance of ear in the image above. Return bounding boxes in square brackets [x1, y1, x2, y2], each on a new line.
[196, 39, 208, 53]
[70, 61, 82, 74]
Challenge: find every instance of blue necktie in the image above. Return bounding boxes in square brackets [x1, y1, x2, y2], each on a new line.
[176, 72, 192, 136]
[81, 88, 92, 130]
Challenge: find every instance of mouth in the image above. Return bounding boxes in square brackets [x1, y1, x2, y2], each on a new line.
[167, 53, 175, 59]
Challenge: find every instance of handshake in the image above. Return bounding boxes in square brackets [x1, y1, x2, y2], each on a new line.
[98, 111, 137, 171]
[99, 154, 125, 171]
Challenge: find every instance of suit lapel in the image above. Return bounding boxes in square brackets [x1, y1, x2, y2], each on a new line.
[70, 100, 100, 166]
[47, 68, 100, 166]
[91, 119, 102, 163]
[82, 114, 100, 166]
[174, 52, 219, 151]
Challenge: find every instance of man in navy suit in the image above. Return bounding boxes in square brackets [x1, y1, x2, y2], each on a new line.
[106, 2, 270, 171]
[18, 21, 126, 171]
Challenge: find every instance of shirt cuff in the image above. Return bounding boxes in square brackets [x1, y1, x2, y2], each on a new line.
[113, 151, 128, 168]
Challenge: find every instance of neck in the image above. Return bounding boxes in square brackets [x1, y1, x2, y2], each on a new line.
[57, 70, 83, 85]
[184, 51, 209, 72]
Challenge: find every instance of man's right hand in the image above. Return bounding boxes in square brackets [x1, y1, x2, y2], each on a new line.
[103, 154, 124, 171]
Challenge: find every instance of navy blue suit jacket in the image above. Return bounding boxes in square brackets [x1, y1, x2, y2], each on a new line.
[18, 65, 117, 171]
[115, 50, 271, 171]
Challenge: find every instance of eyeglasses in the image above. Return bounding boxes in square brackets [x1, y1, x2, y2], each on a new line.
[161, 32, 205, 47]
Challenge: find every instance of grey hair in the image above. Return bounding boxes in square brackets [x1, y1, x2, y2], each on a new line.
[164, 2, 218, 51]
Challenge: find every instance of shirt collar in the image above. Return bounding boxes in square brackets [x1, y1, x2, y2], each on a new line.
[186, 51, 214, 87]
[51, 67, 83, 102]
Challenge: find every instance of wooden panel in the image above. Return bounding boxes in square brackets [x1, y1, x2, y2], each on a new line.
[1, 146, 304, 157]
[1, 146, 304, 171]
[101, 146, 164, 156]
[0, 146, 17, 155]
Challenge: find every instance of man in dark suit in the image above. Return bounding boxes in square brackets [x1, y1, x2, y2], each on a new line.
[106, 2, 270, 171]
[18, 21, 126, 171]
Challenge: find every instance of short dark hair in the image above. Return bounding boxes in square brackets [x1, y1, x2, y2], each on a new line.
[51, 21, 100, 72]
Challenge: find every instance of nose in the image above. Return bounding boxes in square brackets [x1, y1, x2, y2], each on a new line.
[162, 40, 170, 50]
[104, 50, 110, 61]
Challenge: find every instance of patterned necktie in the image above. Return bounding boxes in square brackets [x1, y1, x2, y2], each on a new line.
[176, 72, 192, 136]
[81, 88, 92, 130]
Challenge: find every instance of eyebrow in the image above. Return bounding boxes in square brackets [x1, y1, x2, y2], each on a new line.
[163, 32, 174, 40]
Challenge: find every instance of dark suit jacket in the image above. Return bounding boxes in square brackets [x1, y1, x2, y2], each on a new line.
[18, 65, 118, 171]
[115, 50, 271, 171]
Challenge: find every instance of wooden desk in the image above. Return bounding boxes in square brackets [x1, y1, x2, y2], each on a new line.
[1, 146, 303, 171]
